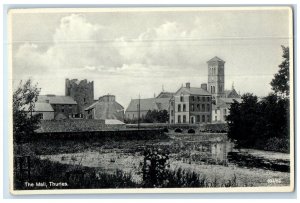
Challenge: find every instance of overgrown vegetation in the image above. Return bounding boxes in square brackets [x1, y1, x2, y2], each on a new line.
[15, 148, 241, 190]
[125, 110, 169, 124]
[13, 79, 41, 145]
[227, 46, 290, 153]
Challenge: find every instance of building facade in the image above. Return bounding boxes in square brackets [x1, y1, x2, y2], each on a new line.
[65, 78, 94, 117]
[170, 82, 212, 124]
[125, 92, 173, 121]
[25, 102, 55, 120]
[37, 95, 77, 120]
[84, 95, 124, 121]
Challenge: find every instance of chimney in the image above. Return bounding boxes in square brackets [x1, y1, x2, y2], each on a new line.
[186, 82, 190, 88]
[201, 83, 207, 91]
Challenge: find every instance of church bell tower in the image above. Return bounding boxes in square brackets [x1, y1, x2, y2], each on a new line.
[207, 56, 225, 104]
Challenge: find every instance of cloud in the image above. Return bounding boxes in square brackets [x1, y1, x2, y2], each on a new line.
[12, 11, 290, 106]
[13, 14, 123, 81]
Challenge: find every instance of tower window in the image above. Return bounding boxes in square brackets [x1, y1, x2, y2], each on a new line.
[180, 95, 184, 102]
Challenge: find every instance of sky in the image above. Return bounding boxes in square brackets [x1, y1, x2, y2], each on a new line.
[10, 8, 292, 108]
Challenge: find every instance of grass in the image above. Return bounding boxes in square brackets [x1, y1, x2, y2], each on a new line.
[14, 155, 242, 190]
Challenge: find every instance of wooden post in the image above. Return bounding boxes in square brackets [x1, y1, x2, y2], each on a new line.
[27, 156, 31, 180]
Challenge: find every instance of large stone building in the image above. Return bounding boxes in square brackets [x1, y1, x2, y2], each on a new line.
[65, 78, 94, 117]
[37, 94, 78, 120]
[169, 56, 240, 124]
[35, 78, 94, 120]
[169, 82, 212, 124]
[84, 94, 125, 122]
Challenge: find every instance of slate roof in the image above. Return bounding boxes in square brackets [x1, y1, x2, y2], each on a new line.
[207, 56, 225, 63]
[174, 86, 211, 96]
[224, 89, 240, 98]
[216, 98, 242, 109]
[85, 100, 124, 121]
[24, 102, 54, 112]
[156, 92, 174, 98]
[38, 95, 77, 105]
[126, 97, 171, 112]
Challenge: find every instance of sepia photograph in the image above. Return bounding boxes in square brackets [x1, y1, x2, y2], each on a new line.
[8, 7, 294, 194]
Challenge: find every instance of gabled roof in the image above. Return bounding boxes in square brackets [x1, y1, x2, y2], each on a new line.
[38, 95, 77, 105]
[24, 102, 54, 112]
[84, 100, 124, 121]
[174, 86, 211, 96]
[207, 56, 225, 63]
[224, 89, 240, 98]
[126, 97, 171, 112]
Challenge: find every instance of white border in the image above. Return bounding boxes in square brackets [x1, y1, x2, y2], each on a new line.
[6, 6, 295, 195]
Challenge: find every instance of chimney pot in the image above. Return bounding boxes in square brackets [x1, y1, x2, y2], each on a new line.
[186, 82, 190, 88]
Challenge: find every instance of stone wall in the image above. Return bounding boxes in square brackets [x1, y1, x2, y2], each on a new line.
[33, 129, 166, 141]
[36, 119, 125, 133]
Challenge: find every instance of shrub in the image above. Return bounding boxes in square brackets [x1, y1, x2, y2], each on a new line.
[264, 137, 289, 153]
[142, 147, 170, 188]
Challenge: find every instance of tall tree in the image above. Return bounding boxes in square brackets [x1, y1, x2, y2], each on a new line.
[270, 46, 289, 97]
[227, 93, 259, 148]
[13, 79, 41, 144]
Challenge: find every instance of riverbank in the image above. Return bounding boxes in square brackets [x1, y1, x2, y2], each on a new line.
[15, 132, 291, 189]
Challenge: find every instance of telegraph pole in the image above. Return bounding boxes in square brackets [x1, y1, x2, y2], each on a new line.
[138, 94, 141, 130]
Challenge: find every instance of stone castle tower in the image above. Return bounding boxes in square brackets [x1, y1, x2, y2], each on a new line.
[207, 56, 225, 104]
[65, 79, 94, 117]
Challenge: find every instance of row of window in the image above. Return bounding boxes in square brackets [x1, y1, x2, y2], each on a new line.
[177, 115, 210, 123]
[210, 85, 223, 94]
[177, 104, 210, 112]
[214, 115, 227, 121]
[179, 96, 211, 102]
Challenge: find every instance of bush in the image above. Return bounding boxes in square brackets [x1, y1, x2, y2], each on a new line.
[264, 137, 289, 153]
[142, 147, 170, 187]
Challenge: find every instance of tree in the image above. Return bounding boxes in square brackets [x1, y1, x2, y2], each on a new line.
[142, 147, 170, 187]
[270, 46, 289, 97]
[227, 93, 260, 148]
[227, 46, 290, 152]
[144, 110, 169, 123]
[13, 79, 41, 144]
